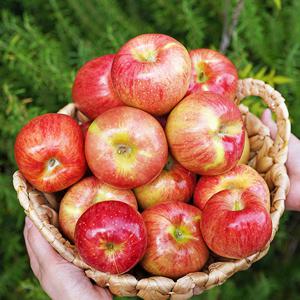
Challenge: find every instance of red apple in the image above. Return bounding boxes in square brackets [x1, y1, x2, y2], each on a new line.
[201, 189, 272, 259]
[14, 113, 86, 192]
[59, 176, 138, 241]
[193, 164, 270, 211]
[134, 156, 196, 209]
[187, 49, 238, 100]
[72, 54, 123, 120]
[141, 202, 209, 278]
[85, 106, 168, 189]
[75, 201, 147, 274]
[166, 92, 245, 176]
[111, 33, 191, 116]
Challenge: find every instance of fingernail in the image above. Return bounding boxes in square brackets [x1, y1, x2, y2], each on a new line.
[25, 217, 33, 229]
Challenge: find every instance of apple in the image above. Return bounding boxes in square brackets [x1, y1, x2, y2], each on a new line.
[201, 189, 272, 259]
[14, 113, 86, 192]
[85, 106, 168, 189]
[193, 164, 270, 211]
[134, 156, 196, 209]
[59, 176, 138, 241]
[187, 48, 238, 100]
[75, 201, 147, 274]
[238, 130, 250, 165]
[166, 92, 245, 176]
[141, 202, 209, 278]
[111, 33, 191, 116]
[72, 54, 123, 120]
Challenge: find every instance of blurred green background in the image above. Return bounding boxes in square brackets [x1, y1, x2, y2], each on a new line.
[1, 0, 300, 299]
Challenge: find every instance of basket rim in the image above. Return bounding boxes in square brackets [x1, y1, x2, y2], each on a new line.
[13, 78, 291, 299]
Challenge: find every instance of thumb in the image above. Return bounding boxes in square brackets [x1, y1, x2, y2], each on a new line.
[261, 109, 277, 139]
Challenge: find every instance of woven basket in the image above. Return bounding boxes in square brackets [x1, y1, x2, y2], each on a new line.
[13, 78, 290, 300]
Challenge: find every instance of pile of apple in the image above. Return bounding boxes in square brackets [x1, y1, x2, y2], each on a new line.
[15, 33, 272, 279]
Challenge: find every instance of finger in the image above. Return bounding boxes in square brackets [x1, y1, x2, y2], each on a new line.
[93, 285, 113, 300]
[261, 109, 277, 139]
[24, 217, 66, 270]
[24, 217, 41, 278]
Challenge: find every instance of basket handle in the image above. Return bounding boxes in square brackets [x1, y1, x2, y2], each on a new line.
[236, 78, 290, 165]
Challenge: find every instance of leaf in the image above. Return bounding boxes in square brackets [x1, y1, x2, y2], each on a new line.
[273, 0, 282, 10]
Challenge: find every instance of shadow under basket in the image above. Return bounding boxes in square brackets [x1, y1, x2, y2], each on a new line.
[13, 78, 290, 300]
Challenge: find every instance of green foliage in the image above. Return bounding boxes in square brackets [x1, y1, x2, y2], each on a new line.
[0, 0, 300, 299]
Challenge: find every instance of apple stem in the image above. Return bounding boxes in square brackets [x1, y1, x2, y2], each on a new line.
[106, 242, 114, 251]
[117, 144, 130, 155]
[47, 158, 60, 171]
[233, 200, 243, 211]
[174, 228, 183, 239]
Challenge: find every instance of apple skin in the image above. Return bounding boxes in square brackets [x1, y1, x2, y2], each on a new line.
[14, 113, 86, 192]
[85, 106, 168, 189]
[134, 156, 196, 209]
[166, 92, 245, 176]
[59, 176, 138, 242]
[111, 33, 191, 116]
[193, 164, 270, 211]
[72, 54, 123, 120]
[238, 130, 250, 165]
[75, 201, 147, 274]
[187, 49, 238, 100]
[141, 202, 209, 278]
[201, 189, 272, 259]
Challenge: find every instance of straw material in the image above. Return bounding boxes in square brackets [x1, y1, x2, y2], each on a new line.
[13, 78, 290, 299]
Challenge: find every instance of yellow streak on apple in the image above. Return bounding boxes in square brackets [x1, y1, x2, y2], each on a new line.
[135, 170, 170, 208]
[203, 138, 225, 171]
[63, 205, 84, 218]
[109, 132, 137, 177]
[88, 121, 101, 134]
[94, 186, 115, 203]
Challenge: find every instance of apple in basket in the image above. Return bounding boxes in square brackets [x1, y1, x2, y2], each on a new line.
[59, 176, 138, 241]
[14, 113, 86, 192]
[201, 189, 272, 259]
[141, 201, 209, 278]
[166, 92, 245, 176]
[187, 48, 238, 100]
[85, 106, 168, 189]
[193, 164, 270, 211]
[111, 33, 191, 116]
[75, 201, 147, 274]
[72, 54, 123, 120]
[134, 156, 196, 209]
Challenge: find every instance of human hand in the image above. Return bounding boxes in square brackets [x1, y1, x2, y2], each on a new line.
[261, 109, 300, 211]
[23, 217, 112, 300]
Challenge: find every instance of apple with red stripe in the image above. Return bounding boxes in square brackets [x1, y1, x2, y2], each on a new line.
[111, 33, 191, 116]
[14, 113, 86, 192]
[75, 201, 147, 274]
[141, 202, 209, 278]
[201, 189, 272, 259]
[187, 49, 238, 100]
[85, 106, 168, 189]
[134, 156, 196, 209]
[59, 176, 138, 241]
[72, 54, 123, 120]
[166, 92, 245, 176]
[194, 164, 270, 211]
